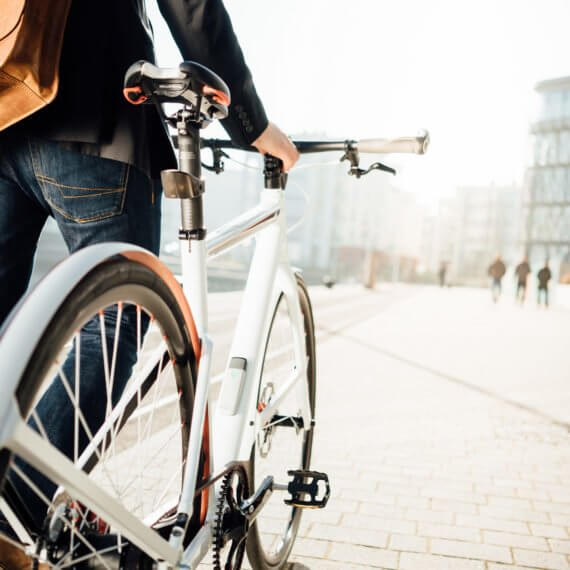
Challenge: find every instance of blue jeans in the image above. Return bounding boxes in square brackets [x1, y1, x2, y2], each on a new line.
[537, 285, 549, 307]
[491, 277, 502, 302]
[0, 133, 162, 529]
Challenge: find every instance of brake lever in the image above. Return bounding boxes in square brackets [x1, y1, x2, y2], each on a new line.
[349, 161, 397, 178]
[341, 145, 396, 178]
[201, 146, 229, 174]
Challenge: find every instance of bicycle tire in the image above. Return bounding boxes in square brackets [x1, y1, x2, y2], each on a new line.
[0, 256, 203, 567]
[246, 274, 316, 569]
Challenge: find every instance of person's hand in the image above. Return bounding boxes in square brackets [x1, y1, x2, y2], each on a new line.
[252, 122, 299, 172]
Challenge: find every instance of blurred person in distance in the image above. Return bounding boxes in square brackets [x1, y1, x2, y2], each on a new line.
[438, 261, 448, 287]
[488, 254, 506, 303]
[537, 259, 552, 308]
[514, 255, 531, 305]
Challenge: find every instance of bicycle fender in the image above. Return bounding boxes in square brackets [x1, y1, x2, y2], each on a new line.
[0, 242, 200, 423]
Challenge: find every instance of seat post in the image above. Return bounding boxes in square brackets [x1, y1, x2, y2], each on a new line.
[176, 109, 205, 238]
[177, 110, 202, 179]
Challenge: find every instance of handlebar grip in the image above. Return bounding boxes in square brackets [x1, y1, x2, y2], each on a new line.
[357, 131, 429, 155]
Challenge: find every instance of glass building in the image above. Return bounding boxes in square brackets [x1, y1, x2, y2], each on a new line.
[525, 76, 570, 282]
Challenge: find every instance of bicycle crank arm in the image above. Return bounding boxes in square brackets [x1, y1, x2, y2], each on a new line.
[238, 475, 275, 523]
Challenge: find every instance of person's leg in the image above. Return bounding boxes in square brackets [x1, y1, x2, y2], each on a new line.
[12, 139, 162, 528]
[0, 136, 48, 327]
[545, 285, 549, 307]
[493, 278, 501, 302]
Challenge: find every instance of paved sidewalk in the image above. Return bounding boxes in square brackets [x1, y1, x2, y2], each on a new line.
[286, 285, 570, 569]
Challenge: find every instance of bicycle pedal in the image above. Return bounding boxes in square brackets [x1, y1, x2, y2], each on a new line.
[284, 470, 330, 509]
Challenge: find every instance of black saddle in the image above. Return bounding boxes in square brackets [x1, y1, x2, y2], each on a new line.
[123, 60, 230, 121]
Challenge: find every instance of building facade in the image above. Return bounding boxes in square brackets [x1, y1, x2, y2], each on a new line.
[525, 76, 570, 282]
[452, 185, 522, 284]
[422, 185, 522, 287]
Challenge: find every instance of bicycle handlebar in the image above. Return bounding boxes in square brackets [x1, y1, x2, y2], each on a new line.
[200, 130, 430, 156]
[357, 131, 429, 155]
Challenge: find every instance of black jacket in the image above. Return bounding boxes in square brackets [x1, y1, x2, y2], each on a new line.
[12, 0, 268, 178]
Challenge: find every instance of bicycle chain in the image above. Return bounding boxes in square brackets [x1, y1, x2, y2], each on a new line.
[212, 466, 249, 570]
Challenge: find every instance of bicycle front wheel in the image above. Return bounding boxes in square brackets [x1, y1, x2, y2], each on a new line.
[0, 254, 202, 567]
[246, 274, 316, 569]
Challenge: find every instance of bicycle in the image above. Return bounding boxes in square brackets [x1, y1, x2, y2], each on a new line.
[0, 60, 428, 569]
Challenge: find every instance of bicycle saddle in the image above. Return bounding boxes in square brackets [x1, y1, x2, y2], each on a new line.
[123, 60, 230, 120]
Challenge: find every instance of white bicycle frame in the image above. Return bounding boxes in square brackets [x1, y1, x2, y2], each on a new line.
[175, 182, 312, 566]
[0, 177, 312, 569]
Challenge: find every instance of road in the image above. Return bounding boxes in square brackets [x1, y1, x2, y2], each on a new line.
[198, 283, 570, 569]
[291, 284, 570, 570]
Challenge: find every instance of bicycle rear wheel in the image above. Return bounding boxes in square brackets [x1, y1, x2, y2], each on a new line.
[0, 255, 202, 568]
[246, 275, 316, 569]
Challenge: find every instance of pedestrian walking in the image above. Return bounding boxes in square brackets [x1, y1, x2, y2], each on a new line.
[438, 261, 448, 287]
[537, 260, 552, 307]
[488, 254, 506, 303]
[514, 256, 531, 304]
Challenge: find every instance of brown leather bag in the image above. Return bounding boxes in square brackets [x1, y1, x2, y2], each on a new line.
[0, 0, 72, 131]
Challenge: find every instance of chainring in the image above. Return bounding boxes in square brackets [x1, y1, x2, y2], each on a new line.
[212, 466, 250, 570]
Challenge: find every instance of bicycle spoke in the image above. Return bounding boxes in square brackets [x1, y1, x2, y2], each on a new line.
[138, 352, 168, 491]
[56, 364, 120, 497]
[136, 305, 142, 358]
[98, 311, 112, 420]
[115, 420, 183, 507]
[109, 303, 123, 389]
[11, 465, 113, 570]
[107, 303, 125, 473]
[30, 409, 49, 441]
[151, 458, 185, 515]
[74, 332, 80, 464]
[151, 392, 184, 511]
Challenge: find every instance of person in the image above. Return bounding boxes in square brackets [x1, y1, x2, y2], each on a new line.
[0, 0, 298, 326]
[488, 254, 506, 303]
[438, 261, 447, 287]
[537, 260, 552, 307]
[0, 0, 298, 565]
[514, 255, 531, 304]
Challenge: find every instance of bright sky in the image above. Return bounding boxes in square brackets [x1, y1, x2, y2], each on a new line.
[147, 0, 570, 205]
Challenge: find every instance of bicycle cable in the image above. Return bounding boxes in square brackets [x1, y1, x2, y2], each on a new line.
[284, 179, 310, 236]
[220, 154, 312, 236]
[221, 153, 341, 172]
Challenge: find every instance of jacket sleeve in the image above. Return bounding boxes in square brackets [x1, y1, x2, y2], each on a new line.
[157, 0, 268, 146]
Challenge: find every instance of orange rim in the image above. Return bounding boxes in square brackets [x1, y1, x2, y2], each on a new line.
[120, 251, 201, 360]
[200, 406, 210, 524]
[120, 250, 208, 522]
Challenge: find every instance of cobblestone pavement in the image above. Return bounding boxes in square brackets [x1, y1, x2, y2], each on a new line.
[283, 284, 570, 569]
